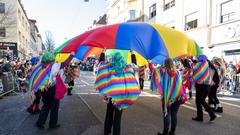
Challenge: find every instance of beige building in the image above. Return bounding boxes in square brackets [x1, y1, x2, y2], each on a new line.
[29, 19, 43, 57]
[0, 0, 42, 59]
[88, 14, 107, 30]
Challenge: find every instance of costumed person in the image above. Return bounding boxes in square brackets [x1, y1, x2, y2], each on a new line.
[190, 55, 216, 122]
[152, 58, 186, 135]
[181, 59, 193, 100]
[33, 51, 74, 129]
[148, 60, 155, 91]
[138, 65, 146, 90]
[26, 57, 42, 114]
[208, 57, 225, 113]
[64, 58, 80, 96]
[95, 52, 140, 135]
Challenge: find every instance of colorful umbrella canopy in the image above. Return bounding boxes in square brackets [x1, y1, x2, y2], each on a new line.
[55, 45, 103, 62]
[55, 22, 202, 64]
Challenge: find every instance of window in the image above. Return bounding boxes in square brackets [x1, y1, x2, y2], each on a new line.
[19, 31, 21, 42]
[149, 4, 156, 19]
[220, 0, 235, 23]
[22, 16, 24, 26]
[129, 10, 136, 20]
[185, 12, 198, 31]
[164, 0, 175, 11]
[0, 3, 5, 13]
[0, 27, 6, 37]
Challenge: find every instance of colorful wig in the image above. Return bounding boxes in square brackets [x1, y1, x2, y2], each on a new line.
[30, 57, 39, 65]
[197, 54, 208, 62]
[110, 52, 126, 74]
[41, 51, 55, 63]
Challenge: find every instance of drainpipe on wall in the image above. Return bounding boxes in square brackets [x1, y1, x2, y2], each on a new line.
[207, 0, 213, 49]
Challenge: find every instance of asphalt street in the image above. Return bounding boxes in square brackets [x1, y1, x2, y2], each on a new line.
[0, 71, 240, 135]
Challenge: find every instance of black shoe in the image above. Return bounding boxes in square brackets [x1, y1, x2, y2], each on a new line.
[33, 110, 41, 114]
[169, 131, 175, 135]
[157, 131, 168, 135]
[157, 132, 168, 135]
[192, 117, 203, 122]
[35, 123, 44, 129]
[210, 114, 216, 121]
[215, 107, 223, 113]
[49, 124, 61, 129]
[27, 108, 34, 114]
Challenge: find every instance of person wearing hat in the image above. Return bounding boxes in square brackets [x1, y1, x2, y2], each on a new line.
[190, 54, 216, 122]
[35, 51, 74, 129]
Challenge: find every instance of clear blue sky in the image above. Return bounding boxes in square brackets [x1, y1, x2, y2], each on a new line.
[22, 0, 107, 47]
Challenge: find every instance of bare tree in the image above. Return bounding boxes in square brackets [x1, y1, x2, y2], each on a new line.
[44, 31, 55, 51]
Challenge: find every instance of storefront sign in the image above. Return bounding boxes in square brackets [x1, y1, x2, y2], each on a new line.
[0, 42, 18, 58]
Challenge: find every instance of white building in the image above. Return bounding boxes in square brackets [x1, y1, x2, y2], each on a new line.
[210, 0, 240, 63]
[105, 0, 240, 62]
[144, 0, 211, 53]
[106, 0, 144, 24]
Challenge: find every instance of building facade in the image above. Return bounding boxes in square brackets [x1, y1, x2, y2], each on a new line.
[106, 0, 144, 24]
[0, 0, 42, 59]
[210, 0, 240, 62]
[144, 0, 211, 53]
[29, 19, 43, 57]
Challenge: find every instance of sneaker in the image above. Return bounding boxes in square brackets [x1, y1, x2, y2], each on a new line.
[192, 117, 203, 122]
[49, 124, 61, 129]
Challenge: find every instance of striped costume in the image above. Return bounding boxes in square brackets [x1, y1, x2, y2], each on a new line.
[22, 63, 54, 93]
[95, 62, 140, 110]
[152, 67, 185, 113]
[192, 61, 212, 85]
[214, 65, 225, 84]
